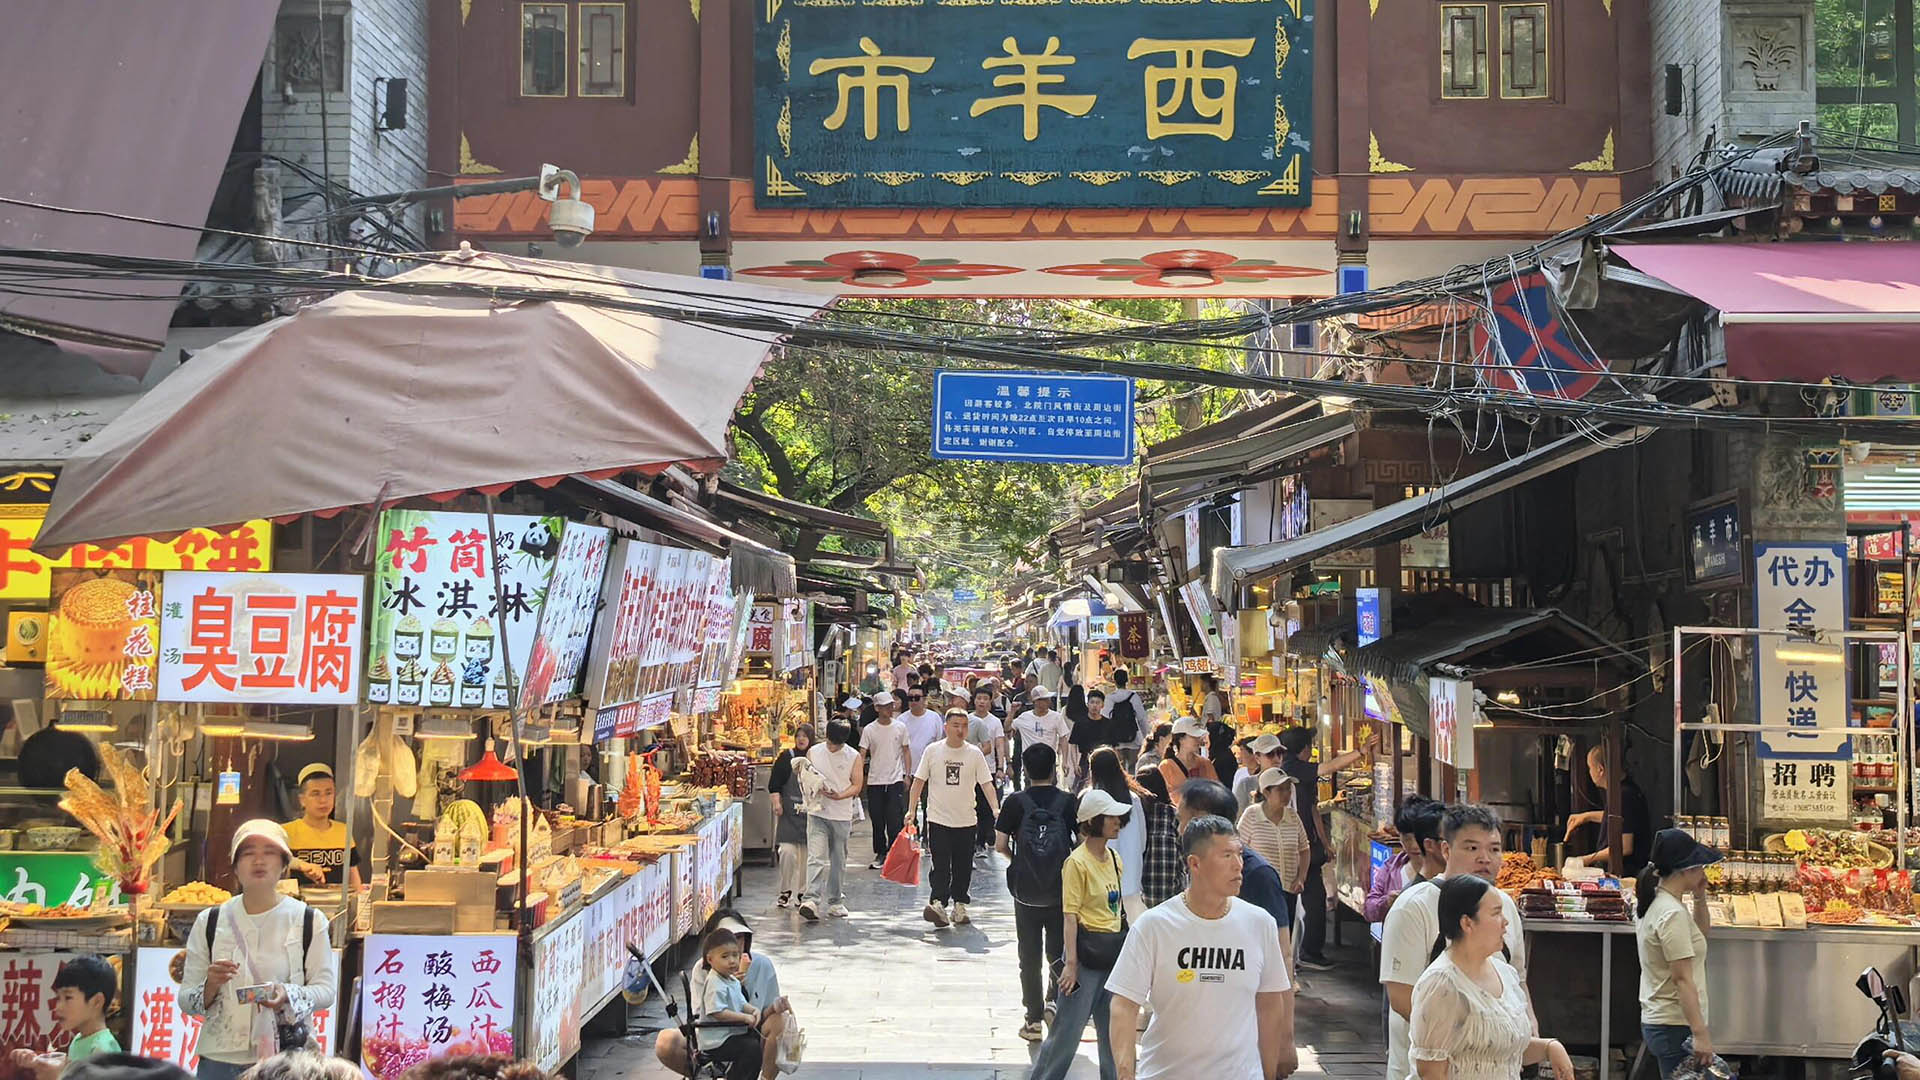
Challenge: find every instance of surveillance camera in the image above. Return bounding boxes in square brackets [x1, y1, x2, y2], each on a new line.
[548, 197, 595, 249]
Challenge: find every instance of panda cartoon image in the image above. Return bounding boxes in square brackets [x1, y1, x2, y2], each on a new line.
[518, 519, 559, 560]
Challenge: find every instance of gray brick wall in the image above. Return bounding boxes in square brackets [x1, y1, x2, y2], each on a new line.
[1650, 1, 1815, 190]
[261, 0, 429, 250]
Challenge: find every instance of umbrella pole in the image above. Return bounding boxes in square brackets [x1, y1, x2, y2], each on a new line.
[481, 496, 532, 965]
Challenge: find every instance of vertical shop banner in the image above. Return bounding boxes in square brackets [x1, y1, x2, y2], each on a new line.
[0, 952, 86, 1057]
[45, 569, 161, 700]
[1429, 677, 1475, 770]
[1355, 587, 1390, 648]
[579, 873, 647, 1012]
[1752, 542, 1849, 759]
[521, 523, 613, 707]
[745, 603, 776, 656]
[360, 934, 517, 1080]
[1177, 579, 1223, 667]
[156, 572, 365, 704]
[673, 846, 697, 941]
[366, 511, 567, 708]
[1117, 613, 1149, 659]
[586, 539, 687, 715]
[696, 567, 738, 689]
[134, 948, 343, 1067]
[638, 857, 673, 959]
[530, 915, 586, 1072]
[1760, 758, 1850, 823]
[0, 503, 270, 600]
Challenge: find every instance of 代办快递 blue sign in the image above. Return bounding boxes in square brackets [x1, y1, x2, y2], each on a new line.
[932, 371, 1134, 466]
[754, 0, 1314, 209]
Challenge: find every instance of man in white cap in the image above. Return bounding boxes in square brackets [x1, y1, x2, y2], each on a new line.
[1011, 686, 1070, 786]
[861, 690, 911, 870]
[899, 685, 946, 832]
[1157, 716, 1219, 805]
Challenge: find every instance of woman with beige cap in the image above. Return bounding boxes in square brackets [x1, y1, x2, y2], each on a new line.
[180, 820, 336, 1080]
[1238, 769, 1311, 897]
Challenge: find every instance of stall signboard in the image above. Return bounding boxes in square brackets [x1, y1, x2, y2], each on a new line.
[1178, 579, 1223, 666]
[638, 857, 673, 958]
[0, 853, 121, 909]
[1760, 758, 1849, 823]
[133, 947, 343, 1067]
[1355, 587, 1389, 649]
[0, 952, 86, 1057]
[1860, 529, 1905, 561]
[530, 913, 586, 1072]
[583, 540, 728, 716]
[755, 1, 1315, 209]
[1118, 612, 1149, 659]
[360, 934, 517, 1080]
[521, 523, 614, 706]
[1430, 677, 1475, 770]
[45, 569, 161, 700]
[0, 504, 270, 600]
[1180, 656, 1214, 675]
[696, 573, 740, 689]
[673, 847, 697, 941]
[745, 602, 776, 656]
[579, 872, 648, 1014]
[1752, 541, 1849, 759]
[931, 372, 1135, 466]
[155, 572, 365, 704]
[697, 816, 728, 925]
[1685, 497, 1743, 587]
[1088, 615, 1119, 641]
[366, 511, 567, 708]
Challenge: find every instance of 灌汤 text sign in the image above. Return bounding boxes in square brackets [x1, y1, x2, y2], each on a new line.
[754, 0, 1314, 208]
[932, 372, 1133, 465]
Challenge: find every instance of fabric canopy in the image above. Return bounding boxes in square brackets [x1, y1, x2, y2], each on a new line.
[1610, 242, 1920, 382]
[35, 249, 826, 553]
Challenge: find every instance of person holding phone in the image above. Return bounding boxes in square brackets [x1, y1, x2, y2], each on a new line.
[181, 821, 334, 1080]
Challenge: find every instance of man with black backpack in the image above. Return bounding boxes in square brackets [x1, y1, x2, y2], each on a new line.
[1102, 668, 1147, 768]
[995, 743, 1075, 1042]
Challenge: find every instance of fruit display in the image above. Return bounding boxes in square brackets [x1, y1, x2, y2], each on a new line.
[159, 882, 229, 906]
[433, 799, 488, 866]
[364, 1025, 514, 1080]
[689, 751, 754, 797]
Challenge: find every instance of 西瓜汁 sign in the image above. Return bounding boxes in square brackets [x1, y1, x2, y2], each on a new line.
[1752, 541, 1848, 760]
[755, 0, 1313, 208]
[932, 371, 1133, 466]
[157, 572, 365, 704]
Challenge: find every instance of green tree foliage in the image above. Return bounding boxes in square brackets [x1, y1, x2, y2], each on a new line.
[1814, 0, 1910, 144]
[726, 297, 1255, 600]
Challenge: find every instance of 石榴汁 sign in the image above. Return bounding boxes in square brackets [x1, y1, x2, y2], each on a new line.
[932, 371, 1133, 466]
[754, 0, 1313, 208]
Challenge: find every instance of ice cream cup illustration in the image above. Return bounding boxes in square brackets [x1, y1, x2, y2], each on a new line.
[463, 618, 495, 663]
[396, 659, 424, 705]
[429, 661, 455, 705]
[367, 652, 393, 703]
[393, 615, 424, 660]
[430, 618, 459, 660]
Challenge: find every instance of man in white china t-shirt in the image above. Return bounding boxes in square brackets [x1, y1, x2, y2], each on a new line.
[1379, 803, 1533, 1080]
[1108, 814, 1297, 1080]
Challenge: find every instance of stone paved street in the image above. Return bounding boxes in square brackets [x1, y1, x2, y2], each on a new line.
[580, 821, 1388, 1080]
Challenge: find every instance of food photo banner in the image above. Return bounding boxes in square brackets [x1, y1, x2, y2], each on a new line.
[45, 570, 162, 700]
[754, 0, 1315, 207]
[157, 572, 365, 704]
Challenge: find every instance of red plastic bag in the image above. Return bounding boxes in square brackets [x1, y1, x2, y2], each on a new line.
[881, 828, 921, 886]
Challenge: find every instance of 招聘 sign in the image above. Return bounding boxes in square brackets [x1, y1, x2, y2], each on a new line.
[1752, 541, 1848, 760]
[933, 372, 1134, 466]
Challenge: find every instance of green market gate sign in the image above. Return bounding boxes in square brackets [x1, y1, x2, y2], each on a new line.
[754, 0, 1314, 208]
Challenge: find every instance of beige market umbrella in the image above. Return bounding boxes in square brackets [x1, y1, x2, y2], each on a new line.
[35, 248, 825, 553]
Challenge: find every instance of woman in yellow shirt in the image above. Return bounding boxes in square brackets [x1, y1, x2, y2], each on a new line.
[1030, 788, 1130, 1080]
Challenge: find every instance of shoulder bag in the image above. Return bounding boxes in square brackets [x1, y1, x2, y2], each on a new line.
[1074, 849, 1130, 972]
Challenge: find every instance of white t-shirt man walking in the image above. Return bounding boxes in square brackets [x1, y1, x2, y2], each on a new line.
[1011, 686, 1071, 771]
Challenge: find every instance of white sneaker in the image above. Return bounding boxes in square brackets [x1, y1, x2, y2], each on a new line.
[798, 899, 819, 921]
[923, 902, 951, 928]
[952, 903, 971, 925]
[826, 903, 850, 918]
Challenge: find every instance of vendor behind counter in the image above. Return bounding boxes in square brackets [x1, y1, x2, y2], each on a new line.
[1565, 744, 1652, 876]
[284, 764, 363, 888]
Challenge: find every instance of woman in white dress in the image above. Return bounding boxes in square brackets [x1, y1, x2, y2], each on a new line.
[1410, 875, 1573, 1080]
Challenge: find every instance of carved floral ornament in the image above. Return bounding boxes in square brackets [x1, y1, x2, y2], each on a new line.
[1732, 16, 1802, 92]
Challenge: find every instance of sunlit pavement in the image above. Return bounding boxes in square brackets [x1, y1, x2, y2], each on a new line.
[584, 821, 1387, 1080]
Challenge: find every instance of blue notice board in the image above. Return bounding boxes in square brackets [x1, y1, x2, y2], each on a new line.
[932, 371, 1134, 466]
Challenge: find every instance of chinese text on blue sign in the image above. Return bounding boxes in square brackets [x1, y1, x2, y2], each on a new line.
[1355, 587, 1387, 648]
[1752, 541, 1848, 760]
[932, 372, 1134, 466]
[754, 0, 1314, 208]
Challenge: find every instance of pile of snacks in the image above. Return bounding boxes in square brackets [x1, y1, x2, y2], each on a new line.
[159, 882, 230, 905]
[1514, 881, 1628, 922]
[689, 752, 755, 796]
[1497, 852, 1563, 895]
[1773, 828, 1889, 869]
[1799, 865, 1915, 918]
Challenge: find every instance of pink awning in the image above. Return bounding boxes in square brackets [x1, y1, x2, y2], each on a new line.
[1609, 242, 1920, 382]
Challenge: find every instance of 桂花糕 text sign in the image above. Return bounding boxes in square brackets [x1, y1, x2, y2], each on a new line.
[754, 0, 1314, 208]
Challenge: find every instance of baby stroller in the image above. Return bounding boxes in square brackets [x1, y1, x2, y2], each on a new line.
[628, 944, 749, 1080]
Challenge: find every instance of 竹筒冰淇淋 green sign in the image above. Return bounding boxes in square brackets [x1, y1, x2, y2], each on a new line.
[754, 0, 1314, 208]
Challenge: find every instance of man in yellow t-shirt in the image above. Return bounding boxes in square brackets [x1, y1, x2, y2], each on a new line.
[284, 763, 361, 888]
